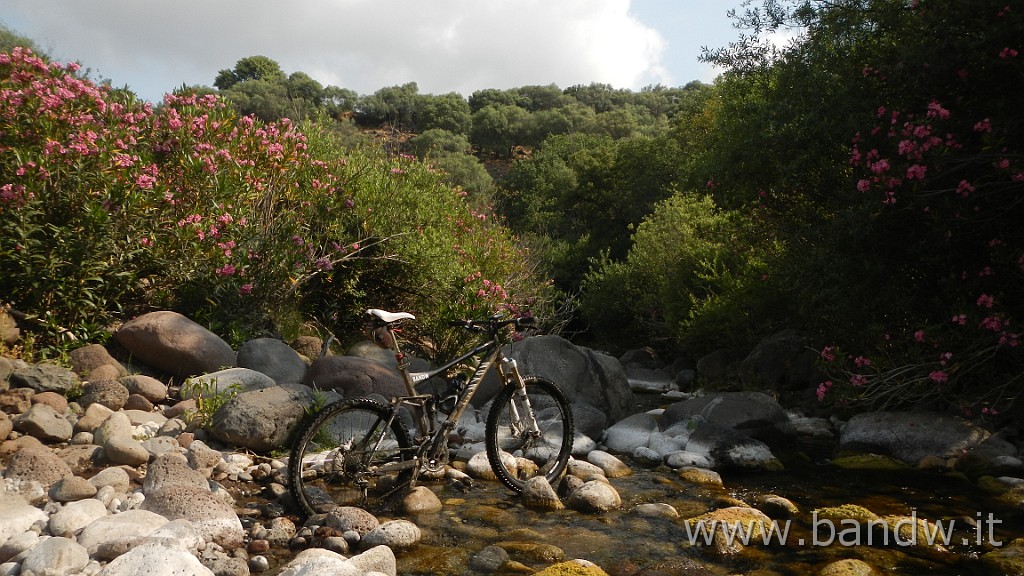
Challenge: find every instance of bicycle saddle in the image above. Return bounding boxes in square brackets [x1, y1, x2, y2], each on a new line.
[366, 309, 416, 323]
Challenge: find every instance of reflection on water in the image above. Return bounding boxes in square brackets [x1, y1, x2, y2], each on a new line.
[395, 460, 1023, 576]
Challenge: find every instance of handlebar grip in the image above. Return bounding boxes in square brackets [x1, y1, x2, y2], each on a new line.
[516, 316, 535, 327]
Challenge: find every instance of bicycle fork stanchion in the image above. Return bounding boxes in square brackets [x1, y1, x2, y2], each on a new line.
[499, 357, 542, 437]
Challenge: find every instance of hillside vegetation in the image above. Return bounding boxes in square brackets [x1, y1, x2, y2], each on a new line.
[1, 0, 1021, 415]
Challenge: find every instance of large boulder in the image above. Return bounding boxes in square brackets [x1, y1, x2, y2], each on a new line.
[839, 411, 990, 464]
[303, 355, 409, 398]
[113, 311, 236, 378]
[738, 329, 820, 390]
[660, 391, 792, 444]
[476, 335, 636, 425]
[209, 384, 318, 452]
[237, 337, 308, 385]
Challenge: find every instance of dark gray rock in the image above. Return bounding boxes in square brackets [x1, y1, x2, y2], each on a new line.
[302, 355, 408, 398]
[661, 391, 792, 443]
[237, 337, 308, 385]
[209, 384, 316, 452]
[839, 411, 990, 464]
[79, 379, 130, 411]
[12, 403, 73, 442]
[738, 329, 820, 390]
[8, 362, 80, 394]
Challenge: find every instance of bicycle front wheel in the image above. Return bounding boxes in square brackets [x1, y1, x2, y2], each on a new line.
[485, 376, 574, 493]
[288, 397, 414, 516]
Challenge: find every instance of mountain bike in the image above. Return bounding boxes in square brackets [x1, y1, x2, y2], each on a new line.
[288, 308, 574, 516]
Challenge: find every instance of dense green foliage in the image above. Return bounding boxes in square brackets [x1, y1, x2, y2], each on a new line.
[0, 48, 551, 360]
[2, 0, 1021, 415]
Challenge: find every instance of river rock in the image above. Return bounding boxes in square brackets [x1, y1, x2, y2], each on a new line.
[30, 390, 68, 413]
[686, 420, 781, 470]
[97, 542, 215, 576]
[8, 362, 80, 394]
[685, 506, 773, 555]
[182, 367, 276, 399]
[602, 412, 660, 454]
[567, 480, 621, 512]
[104, 436, 151, 467]
[89, 466, 131, 493]
[18, 536, 88, 576]
[119, 375, 168, 403]
[839, 411, 990, 464]
[143, 453, 209, 494]
[140, 484, 244, 548]
[661, 391, 792, 443]
[362, 519, 421, 549]
[113, 311, 236, 379]
[4, 444, 73, 488]
[401, 485, 443, 514]
[13, 403, 73, 442]
[208, 384, 316, 452]
[325, 506, 380, 536]
[79, 379, 130, 411]
[302, 355, 408, 399]
[522, 476, 564, 510]
[49, 475, 98, 502]
[69, 343, 126, 379]
[237, 338, 308, 386]
[0, 411, 11, 442]
[75, 403, 115, 434]
[0, 491, 48, 547]
[586, 450, 632, 478]
[76, 509, 169, 558]
[348, 545, 397, 576]
[276, 548, 357, 576]
[92, 411, 133, 446]
[49, 498, 109, 537]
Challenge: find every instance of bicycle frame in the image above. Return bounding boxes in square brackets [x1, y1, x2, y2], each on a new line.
[369, 318, 539, 480]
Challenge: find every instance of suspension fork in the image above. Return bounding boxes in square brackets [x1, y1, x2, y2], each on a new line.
[498, 356, 542, 436]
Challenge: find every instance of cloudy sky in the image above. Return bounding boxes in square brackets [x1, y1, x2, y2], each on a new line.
[2, 0, 743, 103]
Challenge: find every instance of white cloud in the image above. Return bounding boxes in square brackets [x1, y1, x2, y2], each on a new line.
[3, 0, 671, 101]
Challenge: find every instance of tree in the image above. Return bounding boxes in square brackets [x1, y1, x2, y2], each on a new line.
[214, 56, 287, 90]
[355, 82, 420, 129]
[469, 104, 529, 157]
[415, 92, 471, 134]
[0, 23, 40, 54]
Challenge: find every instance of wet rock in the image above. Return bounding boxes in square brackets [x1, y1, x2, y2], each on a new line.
[522, 476, 564, 510]
[677, 466, 723, 487]
[820, 558, 880, 575]
[325, 506, 379, 536]
[632, 502, 680, 519]
[685, 506, 773, 555]
[662, 391, 792, 443]
[466, 450, 502, 481]
[402, 485, 443, 514]
[586, 450, 632, 478]
[362, 519, 421, 549]
[755, 494, 799, 519]
[686, 420, 782, 471]
[632, 446, 663, 467]
[665, 451, 712, 469]
[567, 480, 621, 513]
[567, 459, 606, 481]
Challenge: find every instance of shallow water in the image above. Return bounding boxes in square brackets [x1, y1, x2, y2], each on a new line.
[269, 457, 1022, 576]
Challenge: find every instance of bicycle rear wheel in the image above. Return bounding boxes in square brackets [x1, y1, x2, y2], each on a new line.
[288, 397, 414, 516]
[485, 376, 574, 493]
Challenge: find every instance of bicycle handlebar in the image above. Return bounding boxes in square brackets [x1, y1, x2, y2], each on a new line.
[448, 315, 534, 334]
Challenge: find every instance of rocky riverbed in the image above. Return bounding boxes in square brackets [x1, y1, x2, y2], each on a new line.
[3, 310, 1024, 576]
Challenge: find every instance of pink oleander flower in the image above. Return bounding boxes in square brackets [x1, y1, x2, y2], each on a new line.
[999, 47, 1019, 59]
[929, 370, 949, 383]
[850, 374, 868, 387]
[914, 329, 926, 343]
[816, 381, 833, 401]
[856, 179, 871, 192]
[906, 164, 927, 180]
[977, 294, 995, 308]
[952, 314, 967, 325]
[956, 180, 974, 197]
[854, 356, 871, 368]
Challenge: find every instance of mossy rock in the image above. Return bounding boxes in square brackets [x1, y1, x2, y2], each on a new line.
[830, 454, 910, 470]
[982, 538, 1024, 575]
[813, 504, 880, 524]
[533, 560, 610, 576]
[819, 558, 879, 576]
